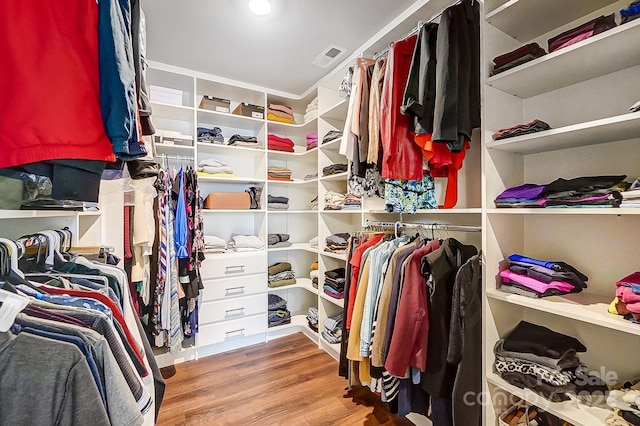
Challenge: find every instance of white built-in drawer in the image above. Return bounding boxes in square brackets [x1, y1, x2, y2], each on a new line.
[199, 293, 267, 325]
[201, 274, 267, 302]
[198, 314, 267, 347]
[200, 252, 267, 279]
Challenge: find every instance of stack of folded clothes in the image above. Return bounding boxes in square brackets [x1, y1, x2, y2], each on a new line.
[322, 130, 343, 145]
[228, 134, 261, 148]
[610, 272, 640, 322]
[197, 158, 235, 178]
[322, 163, 348, 176]
[548, 14, 616, 53]
[268, 233, 291, 248]
[495, 321, 592, 402]
[321, 312, 343, 345]
[621, 0, 640, 24]
[491, 119, 551, 140]
[499, 254, 588, 298]
[620, 178, 640, 208]
[268, 194, 289, 210]
[267, 134, 295, 152]
[306, 132, 318, 150]
[342, 194, 362, 210]
[304, 97, 318, 122]
[324, 191, 345, 210]
[310, 195, 318, 210]
[303, 172, 318, 181]
[228, 234, 264, 252]
[268, 166, 293, 182]
[491, 43, 546, 75]
[494, 175, 628, 208]
[324, 267, 346, 299]
[268, 294, 291, 327]
[267, 104, 294, 124]
[197, 126, 225, 144]
[310, 261, 319, 288]
[204, 235, 227, 253]
[306, 307, 318, 332]
[325, 233, 349, 254]
[268, 262, 296, 288]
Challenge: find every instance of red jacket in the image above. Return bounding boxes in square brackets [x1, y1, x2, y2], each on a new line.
[380, 35, 424, 181]
[0, 2, 116, 168]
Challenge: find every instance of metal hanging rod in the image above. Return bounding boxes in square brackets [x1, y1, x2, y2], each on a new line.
[155, 154, 194, 161]
[365, 220, 482, 233]
[373, 0, 466, 60]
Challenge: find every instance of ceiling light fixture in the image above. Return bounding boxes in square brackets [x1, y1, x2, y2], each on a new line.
[248, 0, 271, 16]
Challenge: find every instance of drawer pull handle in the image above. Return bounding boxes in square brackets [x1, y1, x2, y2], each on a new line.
[225, 328, 245, 337]
[225, 265, 245, 273]
[225, 286, 245, 295]
[225, 307, 245, 316]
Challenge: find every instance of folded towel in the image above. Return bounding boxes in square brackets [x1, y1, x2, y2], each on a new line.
[268, 142, 295, 152]
[230, 235, 264, 250]
[204, 235, 227, 247]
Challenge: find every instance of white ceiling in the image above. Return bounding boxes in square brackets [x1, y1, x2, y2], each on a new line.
[142, 0, 417, 96]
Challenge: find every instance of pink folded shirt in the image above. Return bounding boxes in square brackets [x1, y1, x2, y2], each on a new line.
[616, 286, 640, 304]
[268, 104, 294, 115]
[500, 270, 574, 294]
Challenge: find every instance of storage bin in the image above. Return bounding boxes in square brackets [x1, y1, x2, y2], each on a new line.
[232, 102, 265, 119]
[149, 85, 184, 106]
[204, 192, 251, 210]
[199, 95, 231, 113]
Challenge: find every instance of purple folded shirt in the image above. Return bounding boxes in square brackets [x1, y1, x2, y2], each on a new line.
[500, 270, 574, 294]
[496, 184, 547, 200]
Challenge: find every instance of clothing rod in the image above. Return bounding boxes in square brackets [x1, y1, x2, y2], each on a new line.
[155, 154, 194, 161]
[373, 0, 465, 59]
[365, 220, 481, 233]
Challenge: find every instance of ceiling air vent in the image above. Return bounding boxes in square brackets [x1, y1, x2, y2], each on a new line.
[312, 44, 346, 68]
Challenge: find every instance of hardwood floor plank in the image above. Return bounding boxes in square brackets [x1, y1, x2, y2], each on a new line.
[157, 333, 415, 425]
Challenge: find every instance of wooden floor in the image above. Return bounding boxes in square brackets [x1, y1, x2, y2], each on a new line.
[157, 333, 416, 426]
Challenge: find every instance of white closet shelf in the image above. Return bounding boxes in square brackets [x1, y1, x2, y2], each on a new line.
[267, 146, 317, 159]
[154, 143, 195, 156]
[267, 117, 317, 132]
[267, 178, 318, 185]
[198, 176, 265, 184]
[367, 208, 482, 214]
[485, 0, 614, 42]
[150, 101, 193, 120]
[487, 112, 640, 154]
[197, 142, 265, 154]
[487, 208, 640, 215]
[267, 210, 318, 214]
[321, 251, 347, 261]
[320, 292, 345, 308]
[197, 108, 265, 131]
[268, 278, 318, 295]
[486, 288, 640, 336]
[202, 209, 266, 214]
[486, 19, 640, 99]
[320, 99, 348, 121]
[486, 373, 611, 425]
[0, 210, 100, 219]
[267, 243, 317, 254]
[320, 171, 348, 181]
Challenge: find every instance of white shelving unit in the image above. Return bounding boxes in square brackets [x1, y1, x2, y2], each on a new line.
[483, 0, 640, 423]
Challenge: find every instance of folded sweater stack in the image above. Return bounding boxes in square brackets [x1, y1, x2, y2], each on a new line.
[228, 234, 264, 252]
[491, 43, 546, 75]
[322, 130, 342, 145]
[197, 158, 235, 178]
[306, 306, 318, 332]
[268, 166, 293, 182]
[499, 254, 588, 298]
[492, 119, 551, 141]
[268, 134, 295, 153]
[548, 14, 615, 53]
[197, 126, 225, 144]
[322, 163, 348, 177]
[267, 194, 289, 210]
[321, 312, 343, 345]
[324, 267, 346, 299]
[268, 262, 296, 288]
[306, 132, 318, 150]
[267, 233, 291, 248]
[343, 194, 362, 210]
[610, 272, 640, 322]
[268, 294, 291, 327]
[229, 134, 261, 148]
[304, 97, 318, 122]
[267, 104, 294, 124]
[324, 190, 345, 210]
[325, 233, 349, 254]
